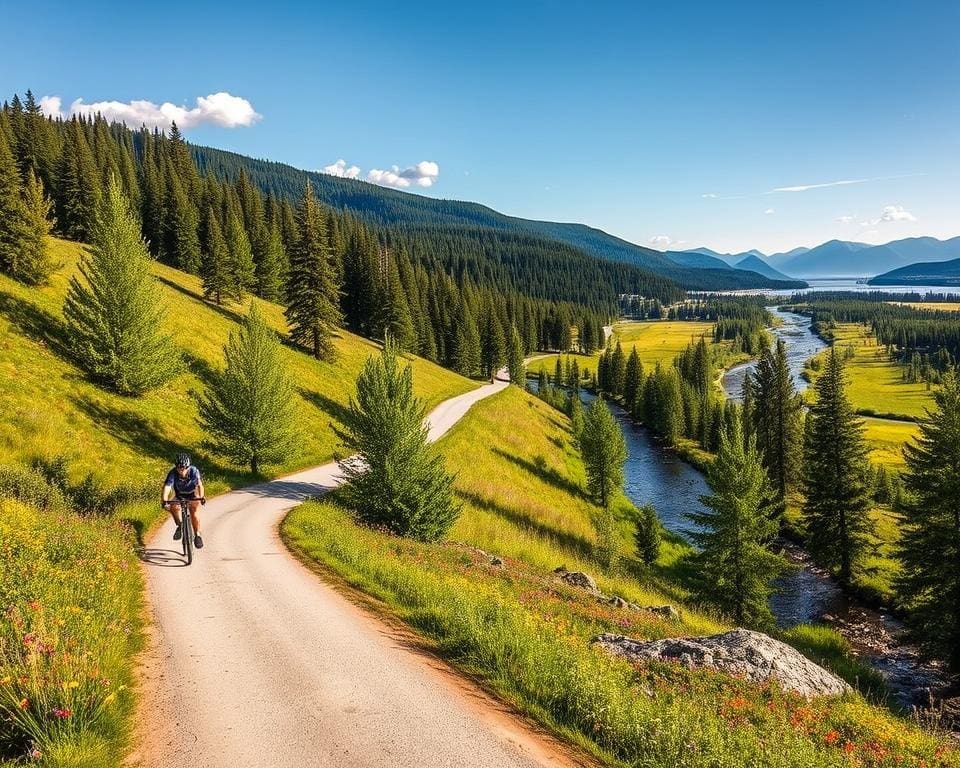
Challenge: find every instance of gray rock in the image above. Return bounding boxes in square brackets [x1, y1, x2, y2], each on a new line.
[604, 597, 679, 620]
[643, 604, 679, 620]
[489, 556, 505, 568]
[592, 629, 852, 698]
[554, 567, 600, 595]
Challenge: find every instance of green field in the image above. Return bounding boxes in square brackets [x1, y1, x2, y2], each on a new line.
[284, 386, 956, 767]
[807, 324, 934, 421]
[528, 320, 728, 379]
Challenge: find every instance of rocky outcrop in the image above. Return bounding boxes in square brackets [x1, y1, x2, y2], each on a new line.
[553, 568, 678, 618]
[605, 596, 679, 620]
[592, 629, 852, 698]
[553, 567, 600, 595]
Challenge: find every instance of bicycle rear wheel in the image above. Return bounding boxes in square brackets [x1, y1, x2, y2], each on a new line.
[182, 505, 193, 565]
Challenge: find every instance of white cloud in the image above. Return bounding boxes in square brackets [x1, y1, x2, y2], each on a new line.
[367, 160, 440, 189]
[701, 193, 718, 199]
[836, 215, 855, 223]
[320, 159, 361, 179]
[40, 92, 261, 129]
[764, 208, 775, 215]
[768, 173, 924, 194]
[877, 204, 916, 223]
[38, 95, 63, 118]
[648, 235, 683, 249]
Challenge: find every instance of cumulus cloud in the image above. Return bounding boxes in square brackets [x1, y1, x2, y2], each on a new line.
[648, 235, 683, 249]
[764, 208, 775, 215]
[858, 205, 917, 227]
[321, 159, 361, 179]
[39, 92, 261, 129]
[367, 160, 440, 189]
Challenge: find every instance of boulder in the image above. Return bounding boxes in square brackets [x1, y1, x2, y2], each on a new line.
[489, 556, 505, 569]
[554, 567, 600, 595]
[592, 629, 852, 698]
[604, 596, 679, 620]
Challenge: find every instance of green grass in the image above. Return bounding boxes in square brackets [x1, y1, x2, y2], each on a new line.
[527, 320, 741, 380]
[806, 324, 934, 421]
[0, 500, 143, 766]
[0, 239, 474, 519]
[0, 238, 476, 766]
[283, 386, 957, 767]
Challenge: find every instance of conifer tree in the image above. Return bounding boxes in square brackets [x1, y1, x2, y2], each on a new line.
[579, 398, 627, 509]
[452, 301, 481, 377]
[162, 162, 201, 273]
[226, 211, 256, 296]
[56, 118, 102, 242]
[689, 420, 786, 628]
[623, 347, 642, 412]
[17, 170, 57, 284]
[199, 303, 299, 475]
[634, 503, 661, 566]
[336, 340, 460, 542]
[507, 324, 525, 387]
[803, 349, 872, 586]
[376, 253, 417, 351]
[253, 221, 286, 301]
[285, 182, 342, 360]
[0, 129, 29, 281]
[752, 339, 803, 517]
[896, 371, 960, 671]
[479, 300, 505, 378]
[63, 176, 175, 395]
[201, 206, 234, 304]
[610, 341, 626, 397]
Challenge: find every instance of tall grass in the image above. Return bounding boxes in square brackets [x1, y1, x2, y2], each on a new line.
[0, 501, 142, 765]
[284, 501, 956, 767]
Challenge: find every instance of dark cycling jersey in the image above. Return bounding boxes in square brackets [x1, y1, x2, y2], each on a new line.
[164, 465, 202, 498]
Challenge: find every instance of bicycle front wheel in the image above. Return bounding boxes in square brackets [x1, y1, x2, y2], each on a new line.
[182, 507, 193, 566]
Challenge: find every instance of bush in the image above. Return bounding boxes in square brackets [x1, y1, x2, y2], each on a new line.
[634, 503, 662, 566]
[0, 501, 142, 762]
[0, 465, 69, 512]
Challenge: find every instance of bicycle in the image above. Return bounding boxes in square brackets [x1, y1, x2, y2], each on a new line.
[164, 497, 205, 565]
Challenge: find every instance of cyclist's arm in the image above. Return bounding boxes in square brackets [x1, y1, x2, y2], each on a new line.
[161, 480, 174, 503]
[196, 475, 205, 500]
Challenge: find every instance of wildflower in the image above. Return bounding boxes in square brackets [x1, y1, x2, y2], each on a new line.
[842, 741, 855, 754]
[27, 600, 40, 611]
[52, 707, 72, 719]
[18, 698, 29, 710]
[824, 730, 840, 745]
[1, 676, 10, 685]
[62, 680, 79, 690]
[727, 696, 750, 711]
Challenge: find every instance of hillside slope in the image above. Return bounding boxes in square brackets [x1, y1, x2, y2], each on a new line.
[0, 238, 474, 500]
[870, 256, 960, 286]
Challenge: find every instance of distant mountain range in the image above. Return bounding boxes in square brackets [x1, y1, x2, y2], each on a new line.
[870, 257, 960, 286]
[664, 250, 795, 282]
[681, 236, 960, 279]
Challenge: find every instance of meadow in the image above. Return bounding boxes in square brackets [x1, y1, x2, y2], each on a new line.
[284, 385, 957, 768]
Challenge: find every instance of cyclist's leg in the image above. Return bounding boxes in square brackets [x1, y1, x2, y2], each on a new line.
[187, 500, 201, 534]
[164, 501, 183, 525]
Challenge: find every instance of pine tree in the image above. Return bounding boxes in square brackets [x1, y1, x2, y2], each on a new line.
[579, 398, 627, 509]
[634, 503, 661, 566]
[453, 301, 481, 377]
[376, 253, 417, 351]
[56, 119, 102, 242]
[688, 420, 786, 628]
[285, 182, 342, 360]
[610, 341, 626, 397]
[896, 371, 960, 671]
[623, 347, 642, 412]
[199, 303, 299, 474]
[803, 349, 872, 586]
[63, 176, 175, 395]
[226, 211, 255, 296]
[336, 340, 460, 542]
[507, 324, 525, 387]
[479, 300, 505, 378]
[17, 170, 57, 285]
[200, 206, 233, 304]
[253, 221, 285, 301]
[162, 160, 201, 273]
[0, 128, 29, 281]
[752, 339, 803, 517]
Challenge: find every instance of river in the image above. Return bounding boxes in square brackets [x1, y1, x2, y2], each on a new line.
[545, 310, 950, 709]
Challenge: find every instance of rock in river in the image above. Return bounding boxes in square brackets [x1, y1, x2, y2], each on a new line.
[592, 629, 852, 698]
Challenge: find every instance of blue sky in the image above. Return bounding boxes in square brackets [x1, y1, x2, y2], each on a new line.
[3, 0, 959, 254]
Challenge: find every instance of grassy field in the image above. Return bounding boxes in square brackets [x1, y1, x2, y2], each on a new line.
[864, 417, 918, 471]
[806, 324, 934, 421]
[896, 302, 960, 312]
[528, 320, 734, 379]
[0, 238, 475, 766]
[284, 386, 957, 767]
[0, 239, 474, 513]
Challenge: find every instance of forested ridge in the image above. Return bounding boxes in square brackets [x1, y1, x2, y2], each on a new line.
[191, 143, 806, 291]
[0, 89, 672, 370]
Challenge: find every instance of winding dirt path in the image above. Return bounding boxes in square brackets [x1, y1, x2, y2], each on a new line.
[129, 374, 591, 768]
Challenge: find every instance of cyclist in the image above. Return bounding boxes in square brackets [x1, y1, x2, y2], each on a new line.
[161, 453, 206, 549]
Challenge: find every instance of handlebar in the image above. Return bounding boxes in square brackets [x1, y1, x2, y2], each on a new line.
[161, 497, 207, 507]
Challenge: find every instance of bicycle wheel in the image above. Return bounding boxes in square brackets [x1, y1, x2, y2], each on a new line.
[182, 505, 193, 566]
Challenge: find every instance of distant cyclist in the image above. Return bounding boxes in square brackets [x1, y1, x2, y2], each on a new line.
[162, 453, 206, 549]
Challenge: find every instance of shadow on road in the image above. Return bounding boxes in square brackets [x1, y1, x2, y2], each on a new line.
[241, 479, 340, 502]
[137, 547, 189, 568]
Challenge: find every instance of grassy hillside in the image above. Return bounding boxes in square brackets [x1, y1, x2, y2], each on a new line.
[284, 386, 957, 767]
[0, 238, 474, 505]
